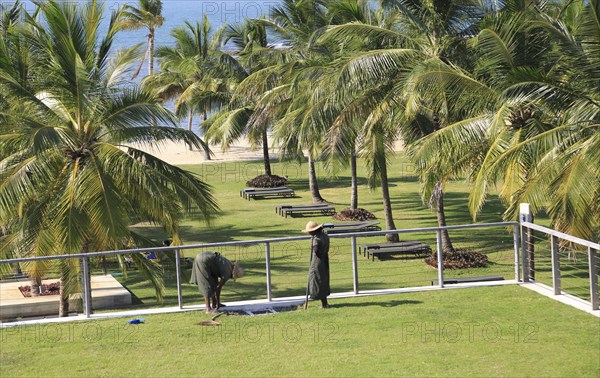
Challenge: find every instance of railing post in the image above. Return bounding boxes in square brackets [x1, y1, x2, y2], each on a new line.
[436, 230, 444, 288]
[513, 224, 521, 282]
[81, 257, 92, 318]
[351, 236, 359, 294]
[175, 248, 183, 309]
[519, 204, 532, 282]
[550, 235, 561, 295]
[265, 242, 272, 301]
[588, 247, 598, 310]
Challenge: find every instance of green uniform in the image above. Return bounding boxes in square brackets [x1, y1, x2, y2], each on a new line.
[190, 252, 232, 297]
[308, 229, 330, 300]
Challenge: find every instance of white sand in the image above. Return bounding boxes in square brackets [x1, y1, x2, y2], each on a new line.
[124, 137, 404, 166]
[123, 139, 276, 165]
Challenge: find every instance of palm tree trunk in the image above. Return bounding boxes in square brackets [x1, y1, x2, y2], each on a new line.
[148, 31, 157, 127]
[81, 242, 92, 315]
[30, 276, 41, 297]
[308, 155, 325, 203]
[262, 129, 272, 176]
[202, 111, 211, 161]
[58, 262, 69, 317]
[187, 110, 194, 151]
[350, 152, 358, 210]
[379, 154, 398, 242]
[433, 180, 454, 252]
[148, 29, 155, 76]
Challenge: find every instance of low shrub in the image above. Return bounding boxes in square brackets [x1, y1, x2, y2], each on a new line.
[333, 207, 377, 221]
[19, 281, 61, 297]
[425, 249, 489, 269]
[246, 174, 288, 188]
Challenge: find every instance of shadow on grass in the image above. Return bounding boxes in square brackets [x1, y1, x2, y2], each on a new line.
[332, 299, 422, 308]
[177, 224, 292, 243]
[387, 176, 420, 183]
[285, 175, 420, 193]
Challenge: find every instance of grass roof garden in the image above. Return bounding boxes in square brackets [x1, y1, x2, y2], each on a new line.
[1, 286, 598, 377]
[1, 155, 597, 377]
[116, 154, 588, 308]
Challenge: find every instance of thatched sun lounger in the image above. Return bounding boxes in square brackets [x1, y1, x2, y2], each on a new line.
[322, 221, 381, 234]
[360, 241, 432, 261]
[276, 204, 336, 218]
[240, 187, 295, 200]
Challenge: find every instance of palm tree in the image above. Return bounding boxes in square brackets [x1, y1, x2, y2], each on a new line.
[119, 0, 164, 78]
[314, 4, 418, 239]
[268, 0, 402, 210]
[0, 0, 47, 295]
[512, 0, 600, 240]
[318, 0, 489, 243]
[204, 0, 342, 199]
[409, 0, 599, 241]
[0, 0, 219, 316]
[265, 0, 341, 202]
[143, 16, 233, 158]
[202, 19, 289, 176]
[272, 72, 330, 203]
[316, 0, 380, 211]
[465, 0, 600, 239]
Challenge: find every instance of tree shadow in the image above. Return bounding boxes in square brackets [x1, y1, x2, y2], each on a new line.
[332, 299, 422, 308]
[387, 175, 420, 183]
[177, 224, 295, 243]
[246, 195, 301, 201]
[268, 263, 307, 274]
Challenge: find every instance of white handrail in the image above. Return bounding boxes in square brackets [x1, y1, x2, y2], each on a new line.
[521, 222, 600, 249]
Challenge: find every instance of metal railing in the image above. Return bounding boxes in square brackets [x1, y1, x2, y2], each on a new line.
[0, 222, 519, 319]
[3, 203, 597, 320]
[520, 220, 599, 310]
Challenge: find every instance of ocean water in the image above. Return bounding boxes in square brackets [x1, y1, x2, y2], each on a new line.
[6, 0, 283, 130]
[13, 1, 281, 50]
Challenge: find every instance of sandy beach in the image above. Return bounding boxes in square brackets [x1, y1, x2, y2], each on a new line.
[125, 137, 405, 166]
[124, 139, 277, 165]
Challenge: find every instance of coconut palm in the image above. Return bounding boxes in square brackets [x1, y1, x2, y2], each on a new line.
[314, 5, 420, 239]
[0, 0, 219, 316]
[270, 0, 402, 210]
[143, 16, 234, 158]
[272, 70, 330, 203]
[204, 0, 342, 199]
[511, 0, 600, 240]
[202, 19, 292, 177]
[380, 0, 490, 247]
[265, 0, 346, 202]
[0, 0, 45, 293]
[318, 0, 491, 243]
[408, 0, 599, 242]
[313, 0, 379, 211]
[468, 0, 600, 239]
[119, 0, 164, 78]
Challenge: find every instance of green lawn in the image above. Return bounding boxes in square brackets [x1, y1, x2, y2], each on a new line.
[64, 154, 594, 312]
[15, 154, 530, 313]
[111, 154, 530, 309]
[1, 286, 598, 377]
[4, 154, 596, 377]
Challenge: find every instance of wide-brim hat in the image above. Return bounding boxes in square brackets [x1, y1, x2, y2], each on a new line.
[232, 261, 245, 282]
[302, 221, 323, 233]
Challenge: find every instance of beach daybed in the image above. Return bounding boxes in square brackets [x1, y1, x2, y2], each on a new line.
[276, 204, 336, 218]
[431, 276, 504, 285]
[360, 241, 432, 261]
[240, 187, 295, 200]
[322, 221, 381, 234]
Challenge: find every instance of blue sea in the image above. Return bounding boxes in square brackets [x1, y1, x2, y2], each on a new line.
[11, 1, 282, 71]
[7, 0, 282, 129]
